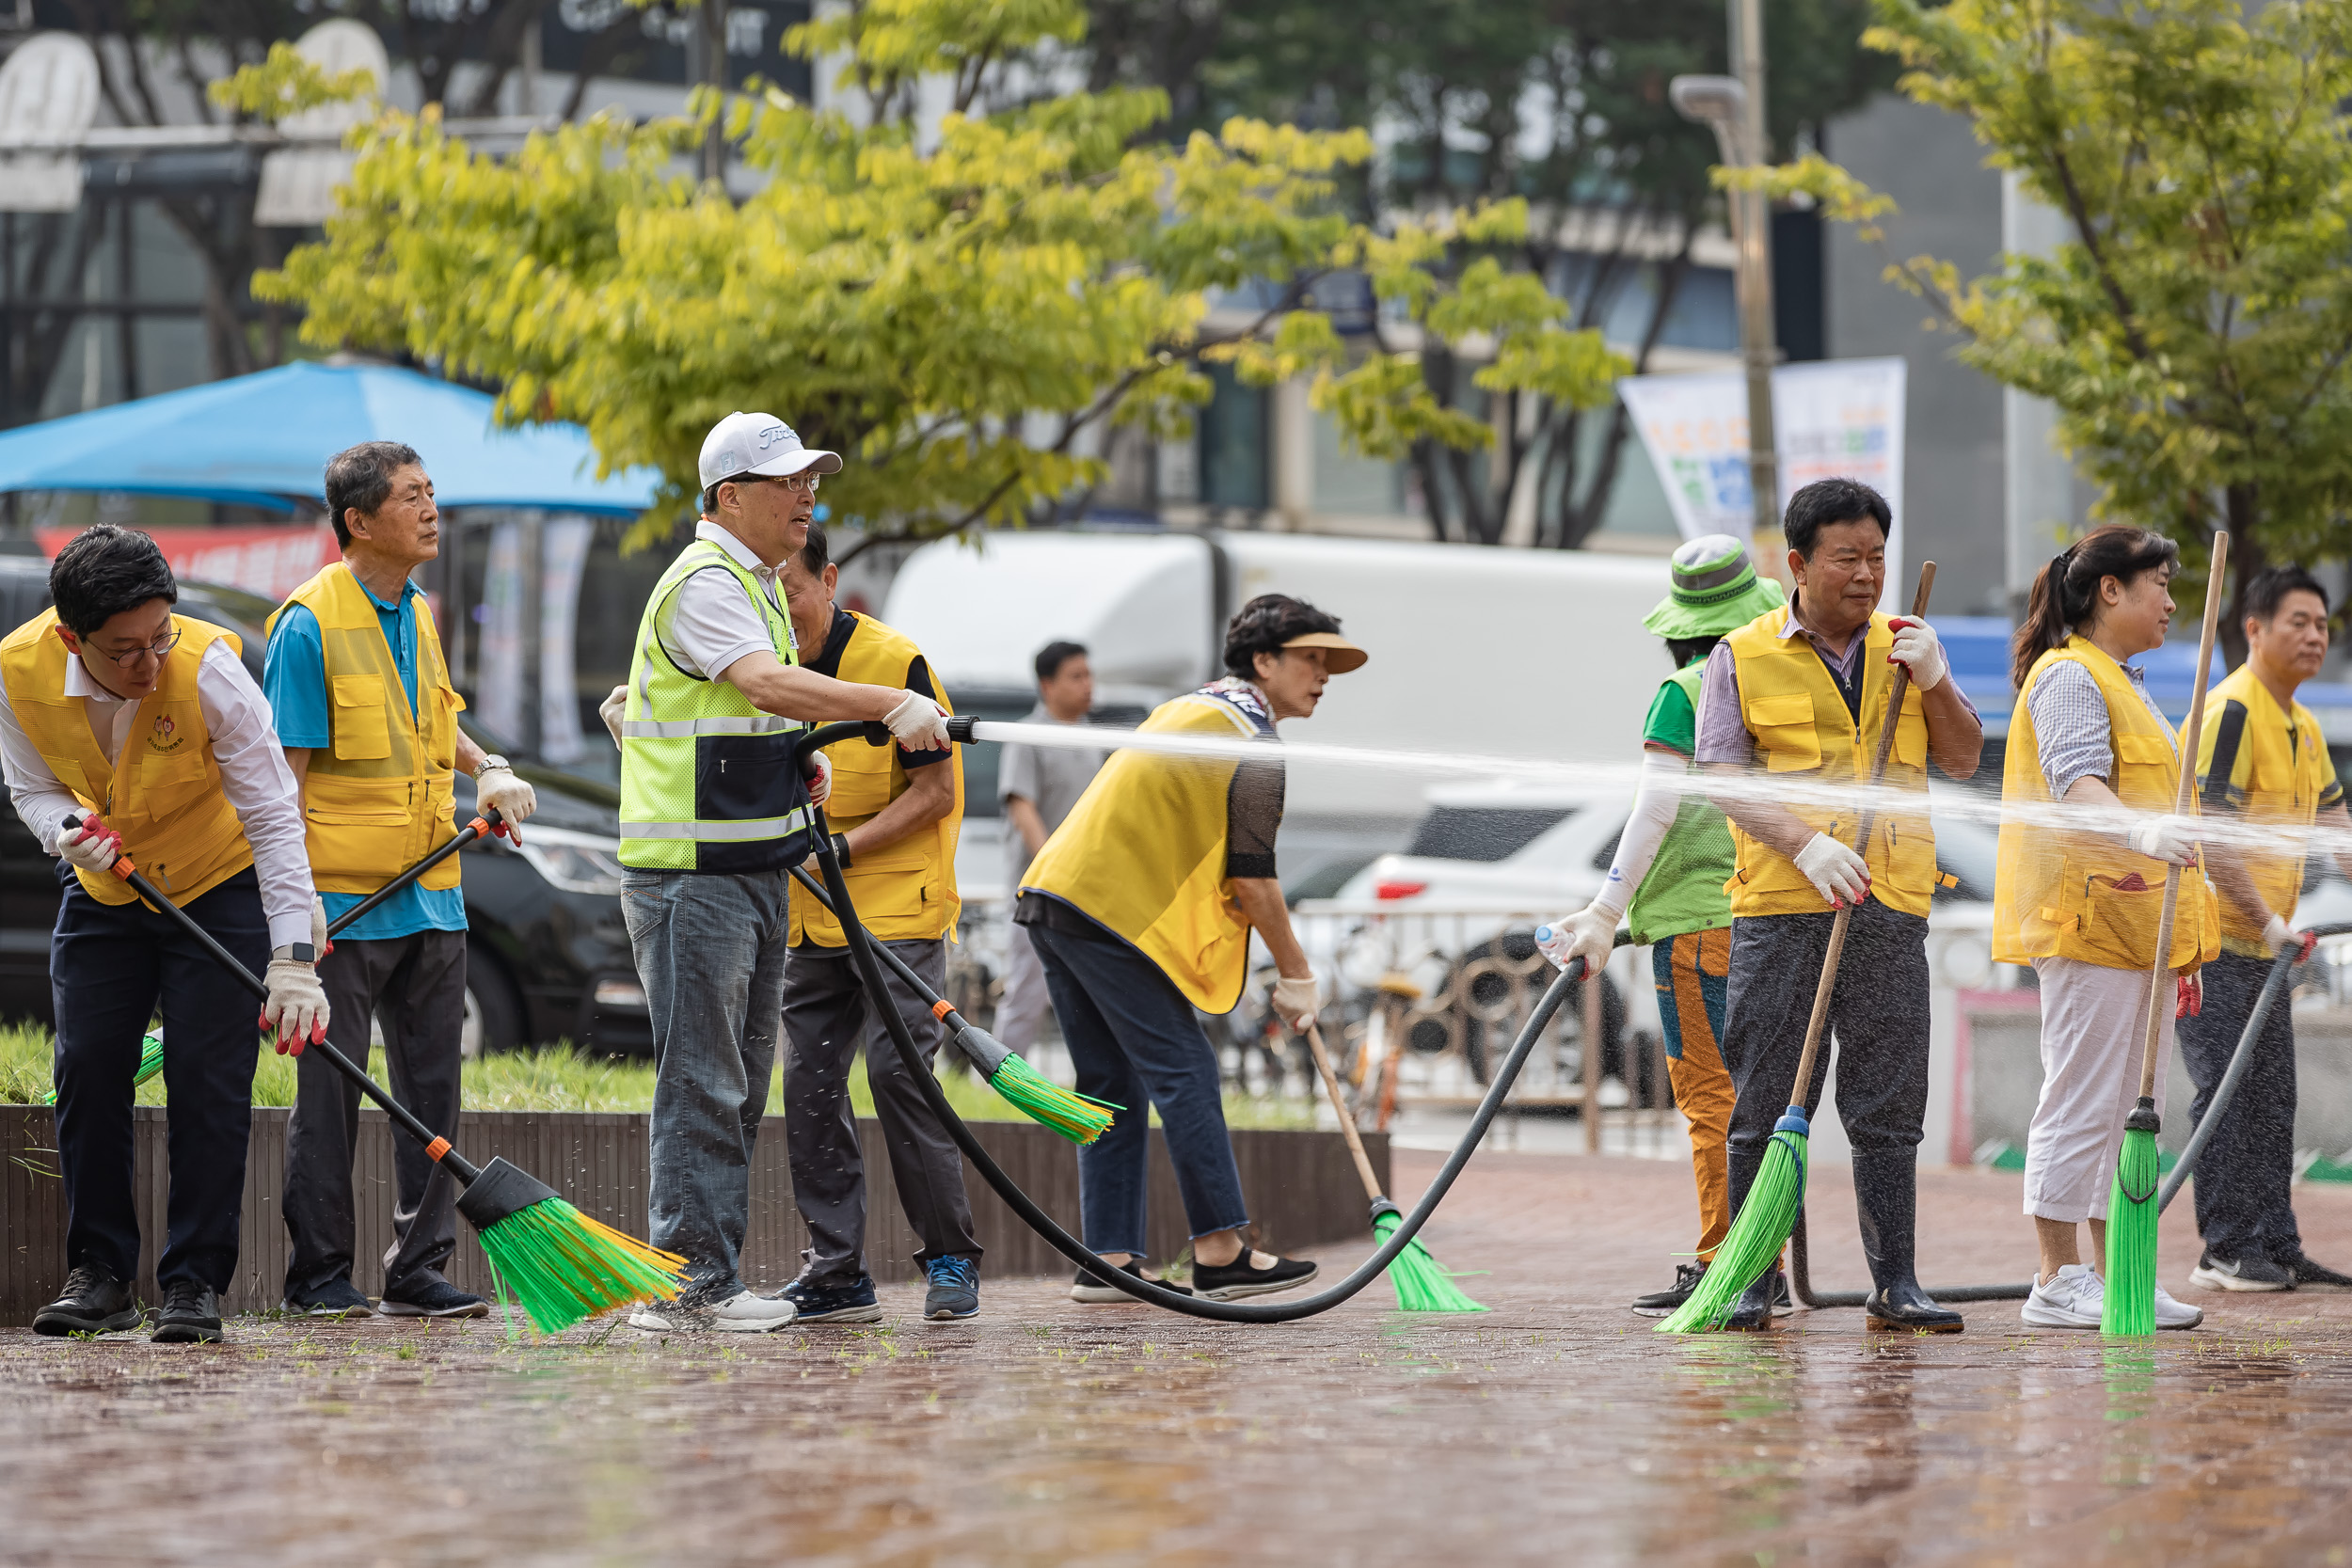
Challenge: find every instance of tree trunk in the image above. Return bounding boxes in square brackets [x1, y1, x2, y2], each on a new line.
[2219, 484, 2263, 671]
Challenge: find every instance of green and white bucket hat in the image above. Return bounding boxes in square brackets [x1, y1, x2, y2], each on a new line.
[1643, 533, 1787, 639]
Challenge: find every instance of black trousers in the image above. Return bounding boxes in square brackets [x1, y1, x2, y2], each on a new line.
[1721, 900, 1931, 1290]
[282, 929, 467, 1300]
[2177, 949, 2304, 1265]
[781, 942, 980, 1282]
[50, 862, 266, 1292]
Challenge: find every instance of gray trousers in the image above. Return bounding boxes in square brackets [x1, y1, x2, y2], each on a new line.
[282, 929, 467, 1301]
[625, 867, 791, 1298]
[782, 941, 981, 1282]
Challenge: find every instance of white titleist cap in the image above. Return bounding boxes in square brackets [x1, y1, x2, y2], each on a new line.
[697, 411, 843, 490]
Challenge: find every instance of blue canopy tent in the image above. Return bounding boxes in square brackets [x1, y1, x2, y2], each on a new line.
[0, 360, 662, 515]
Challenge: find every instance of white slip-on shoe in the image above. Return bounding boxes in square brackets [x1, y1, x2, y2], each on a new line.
[628, 1305, 675, 1332]
[702, 1288, 800, 1333]
[2020, 1263, 2104, 1329]
[2153, 1284, 2203, 1330]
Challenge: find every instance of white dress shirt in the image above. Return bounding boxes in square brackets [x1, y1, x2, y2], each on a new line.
[656, 519, 795, 680]
[0, 634, 316, 950]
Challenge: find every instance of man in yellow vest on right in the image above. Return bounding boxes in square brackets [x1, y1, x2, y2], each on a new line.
[2181, 564, 2352, 1293]
[1695, 478, 1984, 1333]
[775, 521, 982, 1323]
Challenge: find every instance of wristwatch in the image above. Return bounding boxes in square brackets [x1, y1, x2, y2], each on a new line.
[471, 754, 511, 780]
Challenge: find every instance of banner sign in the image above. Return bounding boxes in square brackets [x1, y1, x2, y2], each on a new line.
[1618, 356, 1908, 604]
[37, 524, 341, 603]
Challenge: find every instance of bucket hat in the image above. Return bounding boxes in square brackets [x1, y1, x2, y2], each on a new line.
[1643, 533, 1786, 639]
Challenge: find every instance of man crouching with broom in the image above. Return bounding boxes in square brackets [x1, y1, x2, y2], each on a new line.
[1686, 479, 1982, 1333]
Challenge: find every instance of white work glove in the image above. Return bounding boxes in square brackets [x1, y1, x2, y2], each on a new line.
[51, 815, 121, 874]
[310, 895, 331, 958]
[1885, 616, 1947, 692]
[475, 763, 537, 843]
[2127, 814, 2201, 867]
[2264, 914, 2319, 963]
[262, 948, 330, 1056]
[883, 691, 951, 752]
[1793, 832, 1872, 909]
[803, 751, 833, 809]
[600, 684, 627, 746]
[1269, 974, 1320, 1032]
[1536, 904, 1620, 974]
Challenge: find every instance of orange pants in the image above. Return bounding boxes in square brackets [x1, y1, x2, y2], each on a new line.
[1653, 927, 1735, 1260]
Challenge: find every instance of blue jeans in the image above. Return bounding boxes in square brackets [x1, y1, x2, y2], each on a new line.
[1027, 918, 1248, 1259]
[624, 867, 791, 1296]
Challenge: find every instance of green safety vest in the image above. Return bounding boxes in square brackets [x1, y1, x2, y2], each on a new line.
[618, 538, 814, 873]
[1624, 660, 1737, 945]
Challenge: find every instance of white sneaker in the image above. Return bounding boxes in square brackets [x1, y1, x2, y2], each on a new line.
[2021, 1263, 2104, 1328]
[628, 1289, 799, 1334]
[2153, 1284, 2203, 1330]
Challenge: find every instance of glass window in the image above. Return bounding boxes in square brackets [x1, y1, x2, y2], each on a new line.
[1198, 363, 1269, 510]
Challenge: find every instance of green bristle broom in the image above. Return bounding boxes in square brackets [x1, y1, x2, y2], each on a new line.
[1304, 1020, 1486, 1312]
[40, 1028, 163, 1106]
[2104, 531, 2227, 1337]
[72, 820, 687, 1335]
[1661, 562, 1938, 1336]
[787, 867, 1117, 1144]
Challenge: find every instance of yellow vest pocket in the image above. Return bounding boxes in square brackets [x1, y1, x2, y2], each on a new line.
[332, 675, 393, 761]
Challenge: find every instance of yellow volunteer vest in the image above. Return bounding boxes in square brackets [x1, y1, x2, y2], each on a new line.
[787, 611, 963, 946]
[0, 610, 255, 904]
[1021, 686, 1272, 1013]
[1724, 606, 1939, 918]
[266, 563, 465, 895]
[2200, 664, 2331, 957]
[1993, 636, 2220, 971]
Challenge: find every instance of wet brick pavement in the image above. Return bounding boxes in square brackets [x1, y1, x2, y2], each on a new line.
[5, 1150, 2351, 1567]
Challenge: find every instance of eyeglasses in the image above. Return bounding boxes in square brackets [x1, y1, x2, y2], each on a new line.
[101, 627, 182, 669]
[734, 471, 821, 495]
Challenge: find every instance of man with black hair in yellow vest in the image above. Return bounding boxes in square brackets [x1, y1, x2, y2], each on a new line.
[265, 442, 538, 1321]
[6, 525, 326, 1344]
[1694, 477, 1984, 1333]
[2180, 563, 2352, 1293]
[775, 521, 982, 1323]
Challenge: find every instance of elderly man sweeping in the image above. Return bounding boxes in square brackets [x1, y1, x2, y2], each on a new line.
[1540, 535, 1783, 1318]
[8, 525, 326, 1343]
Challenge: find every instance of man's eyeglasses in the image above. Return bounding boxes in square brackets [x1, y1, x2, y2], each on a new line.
[100, 627, 183, 669]
[736, 471, 821, 495]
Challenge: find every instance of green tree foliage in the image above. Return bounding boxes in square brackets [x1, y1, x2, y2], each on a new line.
[259, 0, 1626, 551]
[1741, 0, 2352, 635]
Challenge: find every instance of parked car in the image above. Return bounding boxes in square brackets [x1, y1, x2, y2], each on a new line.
[0, 555, 646, 1055]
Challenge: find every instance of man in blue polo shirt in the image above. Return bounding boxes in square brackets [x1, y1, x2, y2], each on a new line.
[263, 441, 537, 1319]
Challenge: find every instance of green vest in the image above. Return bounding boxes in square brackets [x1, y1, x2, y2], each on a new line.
[618, 538, 814, 873]
[1624, 661, 1737, 945]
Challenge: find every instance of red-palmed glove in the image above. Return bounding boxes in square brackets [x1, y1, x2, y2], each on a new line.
[50, 814, 122, 873]
[2176, 973, 2201, 1019]
[2264, 914, 2320, 964]
[261, 949, 330, 1055]
[804, 751, 833, 809]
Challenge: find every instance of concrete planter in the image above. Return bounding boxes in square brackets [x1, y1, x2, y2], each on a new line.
[0, 1106, 1385, 1324]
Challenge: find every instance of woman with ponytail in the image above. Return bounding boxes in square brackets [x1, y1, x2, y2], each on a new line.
[1994, 525, 2220, 1331]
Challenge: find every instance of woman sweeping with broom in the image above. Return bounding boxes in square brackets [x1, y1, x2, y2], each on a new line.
[1995, 526, 2217, 1331]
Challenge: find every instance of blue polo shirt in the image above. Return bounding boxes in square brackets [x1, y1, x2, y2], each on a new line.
[262, 570, 469, 942]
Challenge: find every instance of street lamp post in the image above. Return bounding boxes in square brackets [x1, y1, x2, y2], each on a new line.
[1670, 64, 1780, 544]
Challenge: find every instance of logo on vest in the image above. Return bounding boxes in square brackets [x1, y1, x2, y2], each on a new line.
[148, 714, 185, 753]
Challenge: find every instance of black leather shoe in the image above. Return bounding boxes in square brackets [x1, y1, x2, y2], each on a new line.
[1726, 1268, 1783, 1331]
[1864, 1279, 1963, 1334]
[32, 1264, 141, 1337]
[151, 1280, 225, 1343]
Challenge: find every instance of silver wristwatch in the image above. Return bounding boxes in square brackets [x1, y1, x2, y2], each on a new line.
[471, 754, 511, 780]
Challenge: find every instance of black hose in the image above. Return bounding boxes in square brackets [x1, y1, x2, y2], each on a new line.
[792, 720, 1577, 1321]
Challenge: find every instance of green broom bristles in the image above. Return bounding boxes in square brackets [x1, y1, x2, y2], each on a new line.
[1372, 1208, 1487, 1312]
[1659, 1113, 1809, 1334]
[42, 1029, 164, 1106]
[475, 1197, 689, 1336]
[2101, 1111, 2162, 1338]
[984, 1051, 1119, 1145]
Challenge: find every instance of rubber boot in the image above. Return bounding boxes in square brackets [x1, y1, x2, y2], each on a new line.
[1853, 1148, 1963, 1333]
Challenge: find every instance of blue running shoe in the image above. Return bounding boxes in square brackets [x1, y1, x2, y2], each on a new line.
[924, 1256, 980, 1320]
[780, 1273, 882, 1323]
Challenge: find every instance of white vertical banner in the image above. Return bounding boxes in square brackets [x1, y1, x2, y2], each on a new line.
[475, 519, 527, 746]
[1619, 356, 1910, 610]
[538, 515, 595, 764]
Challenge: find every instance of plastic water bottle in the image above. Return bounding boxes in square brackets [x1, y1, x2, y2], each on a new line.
[1534, 924, 1573, 971]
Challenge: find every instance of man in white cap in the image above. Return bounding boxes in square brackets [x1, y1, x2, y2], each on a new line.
[607, 412, 952, 1332]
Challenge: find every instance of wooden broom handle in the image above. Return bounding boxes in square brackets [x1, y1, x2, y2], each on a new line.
[1305, 1020, 1386, 1202]
[1787, 562, 1937, 1113]
[2137, 531, 2228, 1101]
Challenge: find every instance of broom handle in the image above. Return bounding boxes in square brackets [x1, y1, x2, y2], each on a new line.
[67, 824, 480, 1181]
[2136, 531, 2228, 1101]
[787, 865, 973, 1030]
[324, 808, 502, 938]
[1788, 562, 1936, 1112]
[1304, 1020, 1385, 1202]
